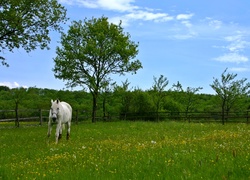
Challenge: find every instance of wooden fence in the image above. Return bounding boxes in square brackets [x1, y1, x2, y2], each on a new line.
[0, 109, 91, 126]
[0, 109, 249, 126]
[119, 111, 250, 123]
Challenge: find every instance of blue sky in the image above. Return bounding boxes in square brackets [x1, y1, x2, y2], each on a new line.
[1, 0, 250, 94]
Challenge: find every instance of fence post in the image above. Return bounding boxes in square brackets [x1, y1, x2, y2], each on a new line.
[15, 108, 19, 127]
[39, 109, 42, 125]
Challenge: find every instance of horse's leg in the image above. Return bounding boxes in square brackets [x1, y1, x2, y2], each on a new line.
[67, 121, 71, 140]
[55, 123, 61, 144]
[58, 125, 62, 140]
[47, 119, 52, 137]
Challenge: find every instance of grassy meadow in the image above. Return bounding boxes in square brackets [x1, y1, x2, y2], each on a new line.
[0, 121, 250, 179]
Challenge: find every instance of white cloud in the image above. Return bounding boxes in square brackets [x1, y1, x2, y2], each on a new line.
[98, 0, 138, 12]
[181, 20, 192, 28]
[213, 31, 250, 64]
[109, 16, 128, 26]
[126, 11, 166, 21]
[109, 12, 173, 27]
[229, 67, 250, 72]
[208, 20, 222, 29]
[171, 15, 196, 39]
[60, 0, 174, 26]
[59, 0, 74, 5]
[224, 33, 250, 53]
[214, 53, 248, 64]
[0, 82, 27, 89]
[172, 34, 195, 40]
[176, 13, 194, 20]
[59, 0, 138, 12]
[204, 17, 222, 30]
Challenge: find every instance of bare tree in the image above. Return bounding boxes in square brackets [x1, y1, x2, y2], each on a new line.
[210, 68, 250, 124]
[151, 75, 169, 121]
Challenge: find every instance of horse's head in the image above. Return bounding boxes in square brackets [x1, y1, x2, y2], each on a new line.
[50, 99, 61, 123]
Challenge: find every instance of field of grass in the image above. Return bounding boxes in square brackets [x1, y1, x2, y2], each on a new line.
[0, 121, 250, 179]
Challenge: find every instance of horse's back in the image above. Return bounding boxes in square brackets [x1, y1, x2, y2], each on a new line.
[61, 102, 72, 121]
[61, 101, 72, 113]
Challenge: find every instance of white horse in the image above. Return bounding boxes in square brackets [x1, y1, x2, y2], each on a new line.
[47, 99, 72, 144]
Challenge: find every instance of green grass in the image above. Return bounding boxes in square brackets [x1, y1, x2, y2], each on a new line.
[0, 121, 250, 179]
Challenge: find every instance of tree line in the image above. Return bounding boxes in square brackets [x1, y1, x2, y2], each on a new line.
[0, 70, 249, 125]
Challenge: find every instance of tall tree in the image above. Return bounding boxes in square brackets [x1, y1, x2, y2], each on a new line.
[53, 17, 142, 122]
[210, 68, 250, 124]
[0, 0, 67, 66]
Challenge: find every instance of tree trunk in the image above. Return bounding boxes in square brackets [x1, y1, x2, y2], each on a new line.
[92, 93, 98, 123]
[221, 100, 225, 125]
[102, 97, 106, 121]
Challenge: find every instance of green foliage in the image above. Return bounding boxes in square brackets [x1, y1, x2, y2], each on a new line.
[113, 79, 133, 116]
[0, 83, 249, 123]
[53, 16, 142, 122]
[1, 122, 250, 179]
[150, 75, 169, 114]
[183, 86, 203, 117]
[0, 0, 67, 66]
[163, 97, 182, 120]
[210, 68, 250, 124]
[53, 16, 142, 91]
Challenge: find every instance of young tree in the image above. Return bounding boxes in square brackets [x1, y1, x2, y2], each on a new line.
[53, 17, 142, 122]
[184, 86, 203, 120]
[151, 75, 169, 121]
[172, 81, 183, 92]
[0, 0, 67, 66]
[131, 88, 154, 121]
[114, 79, 133, 120]
[100, 81, 116, 121]
[172, 81, 202, 119]
[210, 68, 250, 124]
[11, 87, 27, 127]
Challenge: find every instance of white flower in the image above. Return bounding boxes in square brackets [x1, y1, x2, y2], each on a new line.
[151, 140, 156, 144]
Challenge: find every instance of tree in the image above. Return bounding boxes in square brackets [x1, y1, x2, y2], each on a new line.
[53, 16, 142, 122]
[100, 81, 116, 121]
[130, 88, 154, 121]
[183, 86, 203, 120]
[150, 75, 169, 121]
[172, 81, 183, 92]
[210, 68, 250, 124]
[114, 79, 133, 120]
[11, 87, 27, 127]
[0, 0, 67, 66]
[0, 86, 10, 91]
[172, 81, 202, 120]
